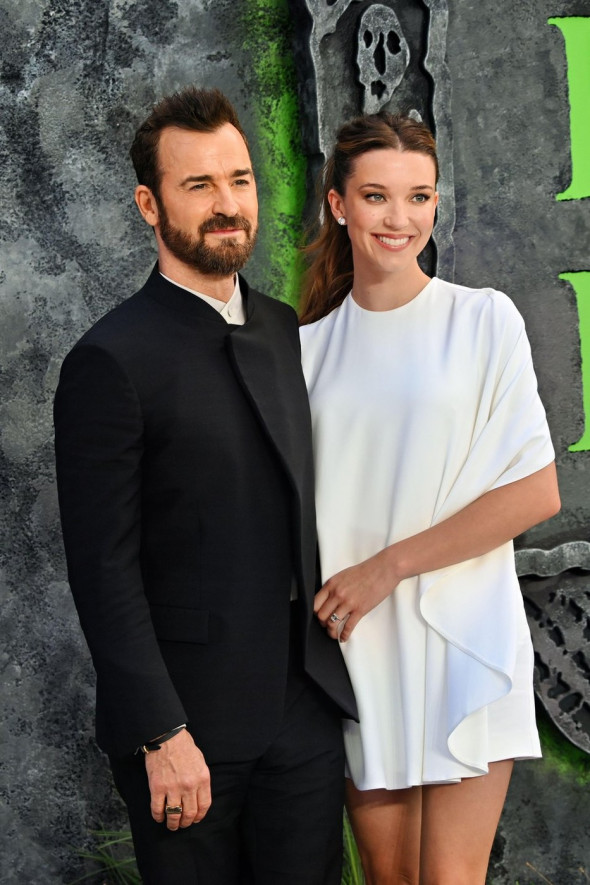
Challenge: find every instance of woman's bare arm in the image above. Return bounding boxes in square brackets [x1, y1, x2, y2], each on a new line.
[315, 462, 560, 641]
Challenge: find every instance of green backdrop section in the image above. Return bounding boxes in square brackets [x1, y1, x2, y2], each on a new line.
[560, 272, 590, 452]
[547, 17, 590, 202]
[241, 0, 307, 308]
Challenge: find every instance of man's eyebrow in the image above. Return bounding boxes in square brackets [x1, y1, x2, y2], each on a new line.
[179, 168, 253, 186]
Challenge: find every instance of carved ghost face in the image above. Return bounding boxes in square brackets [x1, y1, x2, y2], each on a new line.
[357, 4, 410, 114]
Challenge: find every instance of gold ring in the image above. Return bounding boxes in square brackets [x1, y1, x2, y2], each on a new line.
[165, 804, 183, 815]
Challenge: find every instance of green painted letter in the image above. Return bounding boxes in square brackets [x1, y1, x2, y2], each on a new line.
[560, 272, 590, 451]
[548, 17, 590, 200]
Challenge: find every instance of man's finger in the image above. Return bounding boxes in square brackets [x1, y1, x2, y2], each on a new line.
[150, 789, 166, 823]
[164, 800, 184, 831]
[194, 783, 212, 823]
[178, 796, 199, 828]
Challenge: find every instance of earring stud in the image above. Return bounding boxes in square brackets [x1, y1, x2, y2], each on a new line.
[337, 217, 346, 226]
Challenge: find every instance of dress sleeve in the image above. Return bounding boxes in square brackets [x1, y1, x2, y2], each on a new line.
[434, 293, 554, 524]
[417, 292, 554, 771]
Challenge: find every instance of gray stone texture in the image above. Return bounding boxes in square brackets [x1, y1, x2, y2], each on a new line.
[522, 569, 590, 755]
[1, 0, 589, 882]
[448, 0, 590, 555]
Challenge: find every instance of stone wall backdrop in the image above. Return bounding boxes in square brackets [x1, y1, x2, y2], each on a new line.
[1, 1, 589, 882]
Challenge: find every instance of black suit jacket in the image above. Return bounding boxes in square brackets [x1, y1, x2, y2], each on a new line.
[54, 267, 357, 759]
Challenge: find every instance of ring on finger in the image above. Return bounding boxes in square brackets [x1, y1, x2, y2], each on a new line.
[329, 612, 341, 623]
[165, 804, 183, 815]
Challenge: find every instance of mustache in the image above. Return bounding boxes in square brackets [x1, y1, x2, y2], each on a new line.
[199, 215, 252, 235]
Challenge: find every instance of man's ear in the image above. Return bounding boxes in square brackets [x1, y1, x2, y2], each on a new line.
[135, 185, 159, 228]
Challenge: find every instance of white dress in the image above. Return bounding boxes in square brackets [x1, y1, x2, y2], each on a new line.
[300, 278, 555, 790]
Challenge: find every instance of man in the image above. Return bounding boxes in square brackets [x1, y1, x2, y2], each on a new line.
[54, 86, 357, 884]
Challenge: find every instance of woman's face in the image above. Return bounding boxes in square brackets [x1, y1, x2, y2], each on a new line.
[328, 148, 438, 284]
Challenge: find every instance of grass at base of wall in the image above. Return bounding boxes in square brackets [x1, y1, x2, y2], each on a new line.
[536, 702, 590, 786]
[342, 810, 365, 884]
[73, 707, 590, 885]
[70, 829, 139, 884]
[72, 814, 365, 884]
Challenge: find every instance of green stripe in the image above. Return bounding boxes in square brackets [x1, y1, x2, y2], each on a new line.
[242, 0, 307, 308]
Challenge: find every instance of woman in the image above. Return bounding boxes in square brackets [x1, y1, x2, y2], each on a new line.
[299, 112, 560, 885]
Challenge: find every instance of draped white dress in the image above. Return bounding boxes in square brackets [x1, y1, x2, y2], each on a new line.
[300, 278, 554, 790]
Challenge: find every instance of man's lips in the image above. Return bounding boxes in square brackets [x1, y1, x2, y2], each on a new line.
[201, 216, 250, 237]
[205, 228, 244, 236]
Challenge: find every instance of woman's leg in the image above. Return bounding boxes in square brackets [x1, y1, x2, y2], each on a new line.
[345, 778, 422, 885]
[419, 759, 514, 885]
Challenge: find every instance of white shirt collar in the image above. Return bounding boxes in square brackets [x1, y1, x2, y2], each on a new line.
[159, 273, 246, 325]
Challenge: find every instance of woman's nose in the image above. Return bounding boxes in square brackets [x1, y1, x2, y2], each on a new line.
[383, 199, 409, 229]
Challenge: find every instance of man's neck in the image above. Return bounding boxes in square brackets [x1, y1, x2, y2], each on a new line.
[158, 253, 236, 303]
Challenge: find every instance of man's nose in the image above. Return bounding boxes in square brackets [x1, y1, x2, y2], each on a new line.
[212, 185, 240, 217]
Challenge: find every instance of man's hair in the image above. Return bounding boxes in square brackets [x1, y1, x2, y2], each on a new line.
[129, 86, 249, 200]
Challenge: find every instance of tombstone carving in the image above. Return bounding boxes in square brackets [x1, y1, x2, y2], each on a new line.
[517, 543, 590, 754]
[357, 5, 410, 113]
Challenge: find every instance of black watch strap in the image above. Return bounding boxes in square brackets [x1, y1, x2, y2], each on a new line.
[137, 724, 186, 755]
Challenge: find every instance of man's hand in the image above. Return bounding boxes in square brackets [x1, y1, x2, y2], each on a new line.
[145, 728, 211, 830]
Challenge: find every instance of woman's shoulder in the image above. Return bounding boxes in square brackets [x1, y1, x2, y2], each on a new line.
[299, 298, 346, 342]
[434, 277, 524, 328]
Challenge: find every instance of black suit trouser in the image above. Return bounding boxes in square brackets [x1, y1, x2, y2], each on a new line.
[110, 622, 345, 884]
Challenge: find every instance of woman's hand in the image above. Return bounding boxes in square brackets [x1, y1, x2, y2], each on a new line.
[314, 550, 399, 641]
[314, 464, 560, 643]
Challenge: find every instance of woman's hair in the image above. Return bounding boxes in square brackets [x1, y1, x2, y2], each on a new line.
[299, 112, 438, 325]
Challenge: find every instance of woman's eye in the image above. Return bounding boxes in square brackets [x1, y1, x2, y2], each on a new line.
[366, 193, 385, 202]
[412, 193, 430, 203]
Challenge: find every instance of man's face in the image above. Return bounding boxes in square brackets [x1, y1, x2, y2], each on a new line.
[153, 123, 258, 277]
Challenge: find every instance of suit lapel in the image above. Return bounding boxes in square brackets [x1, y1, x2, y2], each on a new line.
[225, 286, 312, 500]
[144, 265, 312, 497]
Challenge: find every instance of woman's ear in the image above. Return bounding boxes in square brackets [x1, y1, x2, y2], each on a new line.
[327, 189, 345, 224]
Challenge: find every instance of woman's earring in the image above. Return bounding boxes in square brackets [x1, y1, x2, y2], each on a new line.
[337, 217, 347, 226]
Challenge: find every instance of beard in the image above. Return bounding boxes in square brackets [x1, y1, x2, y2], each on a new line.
[157, 203, 258, 276]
